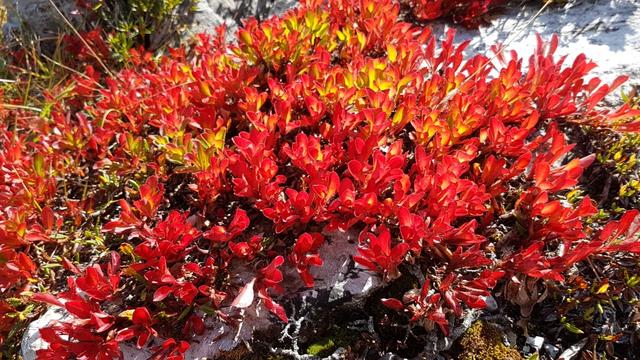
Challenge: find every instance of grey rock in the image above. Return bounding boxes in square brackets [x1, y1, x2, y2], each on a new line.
[2, 0, 298, 46]
[313, 230, 382, 304]
[434, 0, 640, 102]
[262, 230, 385, 356]
[181, 0, 298, 41]
[558, 338, 589, 360]
[544, 343, 561, 359]
[524, 335, 545, 354]
[182, 304, 274, 359]
[2, 0, 83, 44]
[484, 295, 498, 312]
[420, 309, 480, 356]
[21, 307, 69, 360]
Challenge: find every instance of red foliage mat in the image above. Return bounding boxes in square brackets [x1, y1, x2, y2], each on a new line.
[1, 0, 639, 358]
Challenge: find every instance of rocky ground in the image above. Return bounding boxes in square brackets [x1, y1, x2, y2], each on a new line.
[8, 1, 640, 359]
[451, 0, 640, 101]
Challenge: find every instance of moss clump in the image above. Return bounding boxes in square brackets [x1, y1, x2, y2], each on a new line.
[305, 327, 359, 357]
[307, 337, 337, 356]
[458, 321, 523, 360]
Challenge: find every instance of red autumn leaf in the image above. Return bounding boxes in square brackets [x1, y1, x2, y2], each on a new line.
[381, 298, 404, 311]
[32, 293, 64, 307]
[153, 286, 173, 302]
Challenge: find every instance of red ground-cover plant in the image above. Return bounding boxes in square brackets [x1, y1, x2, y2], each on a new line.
[401, 0, 505, 28]
[1, 0, 640, 358]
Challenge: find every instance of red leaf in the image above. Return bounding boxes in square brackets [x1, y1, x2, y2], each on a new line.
[153, 286, 173, 302]
[132, 307, 153, 325]
[61, 257, 81, 275]
[229, 208, 250, 235]
[175, 283, 198, 305]
[32, 293, 64, 307]
[115, 327, 136, 342]
[41, 206, 55, 230]
[381, 298, 404, 311]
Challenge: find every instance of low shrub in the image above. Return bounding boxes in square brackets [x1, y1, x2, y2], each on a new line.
[77, 0, 195, 61]
[1, 0, 639, 358]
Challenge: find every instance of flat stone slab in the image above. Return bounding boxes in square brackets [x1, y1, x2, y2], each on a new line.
[447, 0, 640, 96]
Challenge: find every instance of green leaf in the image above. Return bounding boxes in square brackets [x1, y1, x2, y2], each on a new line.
[33, 154, 45, 177]
[199, 305, 217, 315]
[563, 322, 584, 334]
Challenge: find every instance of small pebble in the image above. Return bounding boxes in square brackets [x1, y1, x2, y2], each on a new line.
[484, 295, 498, 312]
[544, 343, 560, 358]
[525, 336, 545, 352]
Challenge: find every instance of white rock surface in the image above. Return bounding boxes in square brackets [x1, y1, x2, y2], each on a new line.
[442, 0, 640, 95]
[187, 0, 298, 40]
[21, 307, 69, 360]
[525, 335, 545, 353]
[312, 230, 382, 303]
[180, 304, 274, 359]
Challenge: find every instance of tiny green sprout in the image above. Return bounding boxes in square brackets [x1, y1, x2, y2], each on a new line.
[98, 171, 122, 189]
[626, 274, 640, 287]
[598, 334, 618, 342]
[565, 189, 584, 205]
[307, 338, 336, 356]
[155, 311, 171, 320]
[619, 179, 640, 199]
[526, 353, 539, 360]
[596, 301, 604, 315]
[588, 209, 611, 224]
[118, 309, 135, 320]
[177, 306, 194, 322]
[127, 178, 142, 191]
[199, 305, 217, 315]
[17, 304, 35, 321]
[42, 263, 62, 269]
[584, 306, 595, 321]
[5, 298, 23, 308]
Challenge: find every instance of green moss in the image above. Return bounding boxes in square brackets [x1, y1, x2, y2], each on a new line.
[307, 337, 336, 356]
[305, 327, 359, 357]
[458, 321, 523, 360]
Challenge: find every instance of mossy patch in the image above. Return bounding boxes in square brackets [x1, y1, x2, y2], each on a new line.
[458, 321, 523, 360]
[307, 337, 336, 356]
[305, 327, 359, 357]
